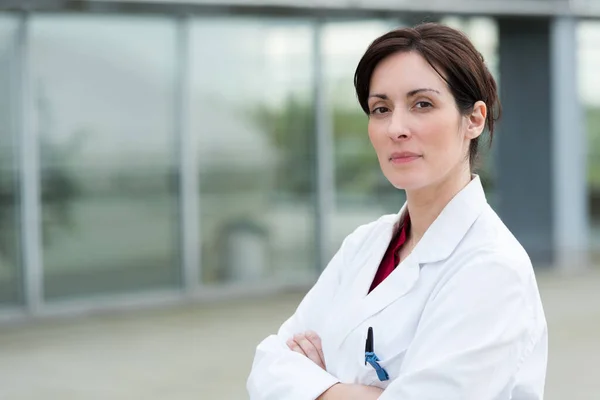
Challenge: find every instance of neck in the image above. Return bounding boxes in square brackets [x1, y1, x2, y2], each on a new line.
[405, 164, 472, 245]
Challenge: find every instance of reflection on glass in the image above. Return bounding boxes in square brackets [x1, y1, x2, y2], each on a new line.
[31, 16, 180, 299]
[0, 15, 21, 305]
[579, 21, 600, 261]
[190, 19, 317, 285]
[322, 20, 402, 256]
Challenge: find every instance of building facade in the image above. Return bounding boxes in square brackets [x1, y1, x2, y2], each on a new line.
[0, 0, 599, 320]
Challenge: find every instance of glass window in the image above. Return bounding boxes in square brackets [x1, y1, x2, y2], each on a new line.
[190, 19, 317, 285]
[30, 16, 181, 299]
[579, 21, 600, 262]
[0, 15, 21, 305]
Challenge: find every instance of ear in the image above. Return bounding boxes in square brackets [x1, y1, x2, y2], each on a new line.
[465, 100, 487, 139]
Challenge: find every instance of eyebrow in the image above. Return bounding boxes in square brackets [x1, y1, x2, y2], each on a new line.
[368, 88, 441, 100]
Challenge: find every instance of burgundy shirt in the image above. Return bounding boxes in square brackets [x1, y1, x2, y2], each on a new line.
[368, 215, 411, 293]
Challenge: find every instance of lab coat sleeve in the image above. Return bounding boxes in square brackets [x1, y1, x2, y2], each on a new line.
[379, 252, 538, 400]
[247, 227, 363, 400]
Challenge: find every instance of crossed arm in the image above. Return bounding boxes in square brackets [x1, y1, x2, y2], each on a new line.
[246, 226, 385, 400]
[287, 331, 383, 400]
[248, 226, 538, 399]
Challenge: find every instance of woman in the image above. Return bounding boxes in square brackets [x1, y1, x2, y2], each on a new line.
[247, 22, 547, 400]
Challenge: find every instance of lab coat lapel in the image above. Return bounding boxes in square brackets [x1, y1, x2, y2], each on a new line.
[341, 255, 420, 348]
[331, 207, 420, 350]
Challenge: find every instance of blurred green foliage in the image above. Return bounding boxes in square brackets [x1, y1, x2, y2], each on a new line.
[255, 95, 385, 198]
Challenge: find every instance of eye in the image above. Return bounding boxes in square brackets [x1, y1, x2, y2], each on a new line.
[370, 106, 390, 115]
[414, 101, 433, 109]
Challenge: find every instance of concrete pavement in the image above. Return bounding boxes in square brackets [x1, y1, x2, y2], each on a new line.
[0, 268, 599, 399]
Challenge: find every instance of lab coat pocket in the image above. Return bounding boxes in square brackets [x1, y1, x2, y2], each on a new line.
[362, 349, 407, 389]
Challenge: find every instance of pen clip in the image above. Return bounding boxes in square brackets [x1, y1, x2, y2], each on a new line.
[365, 351, 390, 382]
[364, 327, 389, 381]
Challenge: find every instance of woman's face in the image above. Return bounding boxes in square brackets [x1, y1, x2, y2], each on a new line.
[367, 51, 485, 191]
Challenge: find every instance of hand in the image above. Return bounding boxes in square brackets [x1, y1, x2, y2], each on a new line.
[317, 383, 384, 400]
[286, 330, 326, 370]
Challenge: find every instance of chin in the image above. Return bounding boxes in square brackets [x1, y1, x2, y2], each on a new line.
[388, 178, 426, 191]
[385, 171, 430, 191]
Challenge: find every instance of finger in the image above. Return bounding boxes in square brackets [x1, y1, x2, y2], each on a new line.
[294, 334, 319, 364]
[294, 334, 324, 368]
[305, 330, 326, 368]
[286, 338, 306, 356]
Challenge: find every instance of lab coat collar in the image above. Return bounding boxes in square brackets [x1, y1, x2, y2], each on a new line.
[411, 174, 488, 264]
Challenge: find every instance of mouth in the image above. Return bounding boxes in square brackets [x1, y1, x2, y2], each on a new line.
[389, 153, 422, 164]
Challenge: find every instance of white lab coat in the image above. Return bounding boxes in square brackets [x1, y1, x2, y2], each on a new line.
[247, 176, 548, 400]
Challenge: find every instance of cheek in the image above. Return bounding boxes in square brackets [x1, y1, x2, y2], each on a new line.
[421, 118, 462, 151]
[367, 124, 386, 153]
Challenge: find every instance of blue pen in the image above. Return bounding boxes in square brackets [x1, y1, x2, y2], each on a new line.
[364, 327, 389, 381]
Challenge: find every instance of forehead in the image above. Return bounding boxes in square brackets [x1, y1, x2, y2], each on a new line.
[369, 51, 449, 94]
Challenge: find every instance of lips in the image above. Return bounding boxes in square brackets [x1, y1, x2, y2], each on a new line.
[389, 152, 421, 161]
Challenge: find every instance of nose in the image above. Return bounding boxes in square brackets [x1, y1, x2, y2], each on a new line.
[387, 109, 410, 140]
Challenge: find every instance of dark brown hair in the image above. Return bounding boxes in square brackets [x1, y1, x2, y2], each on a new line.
[354, 22, 501, 167]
